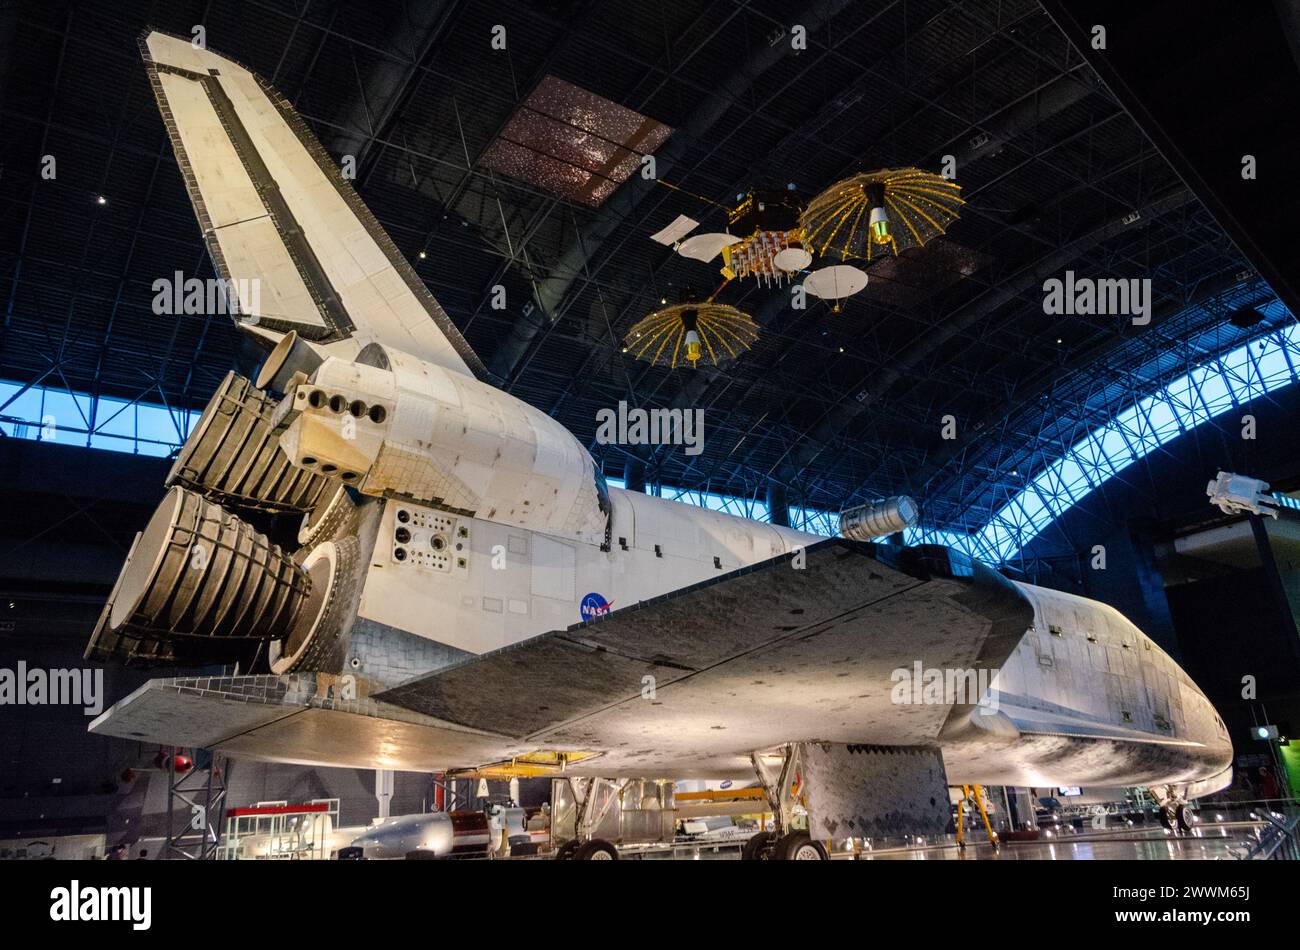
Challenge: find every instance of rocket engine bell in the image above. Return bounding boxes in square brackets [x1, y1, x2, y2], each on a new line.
[85, 486, 350, 667]
[838, 496, 919, 541]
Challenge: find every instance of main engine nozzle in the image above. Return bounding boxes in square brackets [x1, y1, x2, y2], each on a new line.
[86, 487, 331, 666]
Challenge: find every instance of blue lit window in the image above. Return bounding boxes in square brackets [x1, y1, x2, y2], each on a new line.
[5, 314, 1297, 567]
[0, 380, 200, 456]
[909, 320, 1300, 564]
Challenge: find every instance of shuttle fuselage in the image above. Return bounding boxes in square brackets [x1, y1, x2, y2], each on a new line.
[281, 342, 1231, 794]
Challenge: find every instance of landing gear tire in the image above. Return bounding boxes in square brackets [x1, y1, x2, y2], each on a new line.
[553, 840, 580, 860]
[741, 830, 777, 861]
[1157, 803, 1181, 834]
[774, 831, 828, 861]
[1175, 804, 1193, 834]
[574, 839, 619, 861]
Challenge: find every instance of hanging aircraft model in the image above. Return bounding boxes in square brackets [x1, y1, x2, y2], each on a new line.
[85, 32, 1232, 860]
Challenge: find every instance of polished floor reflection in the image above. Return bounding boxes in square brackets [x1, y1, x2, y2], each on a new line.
[860, 823, 1258, 860]
[627, 821, 1269, 860]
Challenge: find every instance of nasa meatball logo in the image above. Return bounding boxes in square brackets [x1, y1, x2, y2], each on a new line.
[580, 593, 612, 621]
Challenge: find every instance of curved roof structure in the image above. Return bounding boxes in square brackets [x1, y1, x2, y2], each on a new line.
[2, 0, 1297, 570]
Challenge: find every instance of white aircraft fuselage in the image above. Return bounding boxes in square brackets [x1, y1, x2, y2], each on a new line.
[273, 337, 1231, 795]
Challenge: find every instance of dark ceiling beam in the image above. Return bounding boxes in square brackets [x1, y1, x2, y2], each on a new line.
[773, 186, 1195, 487]
[907, 268, 1257, 503]
[1040, 0, 1300, 321]
[328, 0, 463, 176]
[930, 68, 1098, 172]
[0, 0, 16, 118]
[486, 0, 859, 383]
[1278, 0, 1300, 74]
[659, 67, 1113, 491]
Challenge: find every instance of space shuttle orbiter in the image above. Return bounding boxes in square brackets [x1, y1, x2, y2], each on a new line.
[86, 32, 1232, 853]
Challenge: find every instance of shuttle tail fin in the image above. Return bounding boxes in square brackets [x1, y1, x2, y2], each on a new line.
[139, 30, 487, 379]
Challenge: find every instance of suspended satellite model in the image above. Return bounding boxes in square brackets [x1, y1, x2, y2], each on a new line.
[649, 168, 964, 315]
[799, 167, 965, 262]
[624, 295, 760, 369]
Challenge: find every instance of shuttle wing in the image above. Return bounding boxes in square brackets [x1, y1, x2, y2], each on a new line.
[87, 673, 523, 772]
[375, 540, 1033, 776]
[140, 30, 487, 378]
[89, 541, 1032, 776]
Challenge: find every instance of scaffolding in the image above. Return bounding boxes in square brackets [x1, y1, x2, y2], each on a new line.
[163, 750, 227, 860]
[219, 800, 342, 860]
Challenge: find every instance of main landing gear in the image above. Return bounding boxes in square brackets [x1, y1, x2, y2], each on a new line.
[743, 746, 830, 861]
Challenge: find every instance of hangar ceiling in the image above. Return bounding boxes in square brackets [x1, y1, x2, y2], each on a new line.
[1, 0, 1296, 563]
